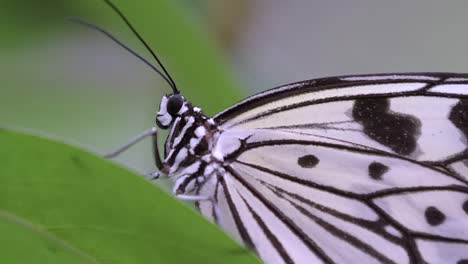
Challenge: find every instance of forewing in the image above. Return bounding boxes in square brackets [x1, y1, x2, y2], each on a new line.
[214, 73, 468, 165]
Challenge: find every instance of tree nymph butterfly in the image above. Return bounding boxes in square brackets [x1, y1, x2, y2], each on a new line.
[73, 1, 468, 263]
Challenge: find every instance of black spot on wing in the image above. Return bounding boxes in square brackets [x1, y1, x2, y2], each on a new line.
[353, 98, 420, 155]
[449, 99, 468, 141]
[368, 162, 388, 180]
[298, 155, 319, 168]
[424, 206, 445, 226]
[458, 260, 468, 264]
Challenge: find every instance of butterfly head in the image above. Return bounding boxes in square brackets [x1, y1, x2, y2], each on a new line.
[156, 93, 190, 128]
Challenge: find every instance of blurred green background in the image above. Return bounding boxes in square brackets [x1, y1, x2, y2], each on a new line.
[2, 0, 468, 175]
[0, 0, 243, 174]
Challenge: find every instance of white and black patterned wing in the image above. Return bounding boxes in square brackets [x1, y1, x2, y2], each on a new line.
[197, 73, 468, 263]
[215, 73, 468, 167]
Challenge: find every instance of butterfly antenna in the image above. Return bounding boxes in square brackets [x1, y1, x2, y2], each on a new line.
[103, 0, 179, 94]
[69, 18, 175, 89]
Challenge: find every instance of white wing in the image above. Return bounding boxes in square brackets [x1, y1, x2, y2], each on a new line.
[215, 73, 468, 164]
[199, 73, 468, 264]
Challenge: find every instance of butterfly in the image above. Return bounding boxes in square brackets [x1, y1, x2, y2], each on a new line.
[76, 1, 468, 263]
[158, 73, 468, 264]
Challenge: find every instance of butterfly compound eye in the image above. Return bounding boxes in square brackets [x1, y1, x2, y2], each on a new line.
[167, 94, 184, 116]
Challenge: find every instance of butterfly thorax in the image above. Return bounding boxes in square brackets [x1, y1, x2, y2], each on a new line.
[157, 94, 225, 195]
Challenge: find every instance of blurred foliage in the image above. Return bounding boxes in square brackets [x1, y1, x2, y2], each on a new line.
[0, 0, 243, 111]
[0, 0, 79, 47]
[0, 129, 259, 263]
[0, 0, 244, 170]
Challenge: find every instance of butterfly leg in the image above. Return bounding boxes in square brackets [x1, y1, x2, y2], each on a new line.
[104, 127, 163, 170]
[144, 171, 161, 180]
[176, 194, 222, 227]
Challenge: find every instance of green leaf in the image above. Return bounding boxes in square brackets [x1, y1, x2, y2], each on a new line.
[0, 210, 95, 263]
[0, 129, 260, 264]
